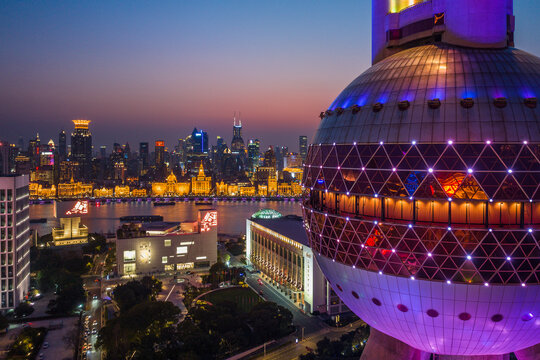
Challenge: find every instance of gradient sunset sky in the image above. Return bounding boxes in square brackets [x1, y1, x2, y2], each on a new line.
[1, 0, 539, 152]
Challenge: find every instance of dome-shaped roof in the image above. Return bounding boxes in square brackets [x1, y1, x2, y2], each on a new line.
[314, 44, 540, 145]
[251, 209, 283, 219]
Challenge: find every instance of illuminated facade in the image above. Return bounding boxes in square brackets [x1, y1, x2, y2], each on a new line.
[246, 213, 348, 315]
[303, 0, 540, 358]
[52, 200, 89, 246]
[57, 179, 93, 198]
[94, 187, 113, 198]
[116, 209, 218, 275]
[70, 120, 92, 180]
[191, 162, 212, 196]
[151, 173, 190, 197]
[114, 185, 130, 198]
[0, 176, 30, 310]
[29, 183, 56, 199]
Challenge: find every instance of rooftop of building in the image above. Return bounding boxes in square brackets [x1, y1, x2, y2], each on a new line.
[250, 215, 308, 247]
[117, 221, 199, 239]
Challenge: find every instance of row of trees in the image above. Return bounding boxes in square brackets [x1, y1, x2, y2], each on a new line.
[300, 324, 371, 360]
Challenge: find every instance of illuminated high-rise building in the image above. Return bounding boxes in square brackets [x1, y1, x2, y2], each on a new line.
[303, 0, 540, 358]
[299, 136, 308, 162]
[231, 119, 246, 154]
[0, 142, 9, 176]
[58, 130, 67, 162]
[139, 142, 149, 168]
[154, 140, 165, 168]
[70, 120, 92, 180]
[0, 175, 30, 310]
[247, 139, 260, 174]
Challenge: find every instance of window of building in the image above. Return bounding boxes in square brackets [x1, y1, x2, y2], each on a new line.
[177, 262, 194, 270]
[124, 263, 136, 274]
[162, 256, 168, 264]
[164, 239, 171, 247]
[123, 250, 136, 262]
[176, 246, 188, 255]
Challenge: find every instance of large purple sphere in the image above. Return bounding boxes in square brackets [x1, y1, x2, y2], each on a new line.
[302, 44, 540, 356]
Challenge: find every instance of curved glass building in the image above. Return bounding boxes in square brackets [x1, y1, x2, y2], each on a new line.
[302, 1, 540, 358]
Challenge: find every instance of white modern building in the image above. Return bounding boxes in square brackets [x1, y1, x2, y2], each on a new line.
[0, 175, 30, 310]
[246, 210, 347, 315]
[116, 209, 218, 276]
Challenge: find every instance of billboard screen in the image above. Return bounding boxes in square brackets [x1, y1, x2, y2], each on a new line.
[54, 200, 90, 218]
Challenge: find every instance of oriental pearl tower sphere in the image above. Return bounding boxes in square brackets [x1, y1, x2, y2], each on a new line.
[302, 0, 540, 359]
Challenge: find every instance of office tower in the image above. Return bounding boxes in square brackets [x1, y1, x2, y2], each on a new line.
[247, 139, 260, 174]
[154, 140, 165, 167]
[139, 142, 149, 168]
[58, 130, 67, 161]
[17, 138, 23, 153]
[187, 128, 209, 154]
[100, 146, 107, 159]
[27, 134, 40, 169]
[263, 146, 276, 168]
[0, 143, 9, 176]
[70, 120, 92, 180]
[0, 175, 30, 309]
[299, 136, 307, 162]
[303, 0, 540, 358]
[231, 119, 246, 154]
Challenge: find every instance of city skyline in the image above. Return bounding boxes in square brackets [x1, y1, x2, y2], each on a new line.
[1, 0, 539, 148]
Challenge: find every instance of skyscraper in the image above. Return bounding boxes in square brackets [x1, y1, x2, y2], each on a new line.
[247, 139, 260, 174]
[58, 130, 67, 162]
[70, 120, 92, 180]
[139, 142, 149, 168]
[0, 175, 31, 309]
[299, 136, 307, 162]
[303, 0, 540, 358]
[231, 119, 246, 154]
[154, 140, 165, 167]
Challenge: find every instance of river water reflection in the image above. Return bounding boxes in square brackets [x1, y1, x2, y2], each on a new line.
[30, 200, 302, 236]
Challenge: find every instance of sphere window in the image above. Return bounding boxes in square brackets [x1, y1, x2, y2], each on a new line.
[397, 304, 409, 313]
[372, 298, 382, 306]
[459, 312, 472, 321]
[491, 314, 504, 323]
[426, 309, 439, 318]
[352, 291, 359, 299]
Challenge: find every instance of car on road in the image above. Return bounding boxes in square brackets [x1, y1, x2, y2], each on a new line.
[43, 342, 49, 349]
[257, 278, 263, 285]
[259, 290, 264, 296]
[92, 328, 97, 335]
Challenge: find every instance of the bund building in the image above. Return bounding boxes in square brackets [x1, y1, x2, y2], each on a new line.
[302, 0, 539, 359]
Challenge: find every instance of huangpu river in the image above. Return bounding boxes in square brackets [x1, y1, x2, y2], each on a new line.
[29, 200, 302, 236]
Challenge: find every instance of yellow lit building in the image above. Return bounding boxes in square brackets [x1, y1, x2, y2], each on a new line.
[278, 183, 292, 196]
[283, 167, 304, 182]
[239, 185, 256, 196]
[57, 178, 93, 198]
[215, 181, 227, 196]
[191, 163, 212, 196]
[52, 217, 89, 246]
[94, 187, 113, 198]
[152, 173, 190, 197]
[114, 185, 130, 198]
[258, 185, 268, 197]
[268, 174, 278, 196]
[29, 183, 56, 199]
[227, 184, 239, 196]
[291, 182, 302, 196]
[132, 188, 147, 197]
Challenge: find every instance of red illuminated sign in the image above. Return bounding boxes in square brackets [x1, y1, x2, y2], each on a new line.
[65, 201, 88, 215]
[200, 211, 217, 232]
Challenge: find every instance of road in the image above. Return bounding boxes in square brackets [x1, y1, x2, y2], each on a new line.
[258, 320, 363, 360]
[81, 275, 103, 360]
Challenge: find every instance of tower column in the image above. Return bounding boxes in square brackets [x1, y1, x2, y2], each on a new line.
[514, 343, 540, 360]
[360, 328, 430, 360]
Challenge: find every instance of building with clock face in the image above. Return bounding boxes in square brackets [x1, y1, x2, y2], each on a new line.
[116, 209, 218, 276]
[302, 0, 540, 358]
